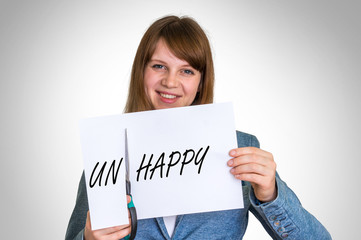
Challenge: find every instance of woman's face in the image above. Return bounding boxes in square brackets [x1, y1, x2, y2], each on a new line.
[144, 39, 201, 110]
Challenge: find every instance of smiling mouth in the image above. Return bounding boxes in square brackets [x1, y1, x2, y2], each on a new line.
[158, 92, 178, 99]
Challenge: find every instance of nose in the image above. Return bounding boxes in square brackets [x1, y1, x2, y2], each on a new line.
[161, 72, 179, 88]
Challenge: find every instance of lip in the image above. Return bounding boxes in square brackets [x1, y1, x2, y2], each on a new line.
[157, 91, 181, 104]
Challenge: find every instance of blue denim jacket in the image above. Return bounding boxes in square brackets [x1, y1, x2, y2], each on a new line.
[65, 131, 331, 240]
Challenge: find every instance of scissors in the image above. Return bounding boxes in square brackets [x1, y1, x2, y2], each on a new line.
[124, 129, 137, 240]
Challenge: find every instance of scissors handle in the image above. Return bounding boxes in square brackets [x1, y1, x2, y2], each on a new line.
[129, 196, 137, 240]
[124, 195, 137, 240]
[124, 181, 137, 240]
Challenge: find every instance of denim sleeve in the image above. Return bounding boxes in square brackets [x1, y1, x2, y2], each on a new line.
[65, 172, 88, 240]
[241, 133, 331, 239]
[249, 175, 331, 239]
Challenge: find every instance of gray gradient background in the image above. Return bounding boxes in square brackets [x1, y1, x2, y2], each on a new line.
[1, 0, 360, 239]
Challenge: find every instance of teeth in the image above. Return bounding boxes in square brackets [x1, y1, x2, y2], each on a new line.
[160, 93, 177, 99]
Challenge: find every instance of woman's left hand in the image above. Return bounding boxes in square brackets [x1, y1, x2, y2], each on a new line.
[228, 147, 277, 202]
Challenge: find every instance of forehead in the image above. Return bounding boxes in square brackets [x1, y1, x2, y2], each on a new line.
[151, 39, 191, 66]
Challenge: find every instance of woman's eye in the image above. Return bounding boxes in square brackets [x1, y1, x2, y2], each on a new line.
[183, 69, 194, 75]
[152, 64, 166, 70]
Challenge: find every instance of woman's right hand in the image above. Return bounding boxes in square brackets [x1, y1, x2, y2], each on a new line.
[84, 196, 132, 240]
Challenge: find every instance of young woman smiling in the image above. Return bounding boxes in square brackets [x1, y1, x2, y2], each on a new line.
[143, 38, 202, 109]
[66, 15, 331, 240]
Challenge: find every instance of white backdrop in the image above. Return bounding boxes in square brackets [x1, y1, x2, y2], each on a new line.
[1, 1, 360, 239]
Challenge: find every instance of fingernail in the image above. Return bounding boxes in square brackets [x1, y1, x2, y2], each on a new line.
[230, 150, 236, 156]
[228, 160, 233, 166]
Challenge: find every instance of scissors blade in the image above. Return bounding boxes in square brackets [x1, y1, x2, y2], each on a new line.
[124, 128, 130, 182]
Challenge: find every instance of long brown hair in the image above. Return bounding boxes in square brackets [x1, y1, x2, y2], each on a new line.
[124, 15, 214, 113]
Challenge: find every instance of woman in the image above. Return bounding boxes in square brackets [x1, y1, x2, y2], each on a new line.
[66, 15, 331, 240]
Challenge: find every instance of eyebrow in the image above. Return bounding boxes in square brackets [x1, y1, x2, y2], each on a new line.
[149, 59, 166, 64]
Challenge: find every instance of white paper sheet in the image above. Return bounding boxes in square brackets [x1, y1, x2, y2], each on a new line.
[126, 103, 243, 219]
[80, 118, 129, 230]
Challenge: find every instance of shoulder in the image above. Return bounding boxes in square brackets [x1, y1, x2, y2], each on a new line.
[236, 130, 260, 148]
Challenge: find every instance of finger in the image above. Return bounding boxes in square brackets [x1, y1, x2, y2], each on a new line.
[230, 162, 272, 177]
[233, 172, 266, 185]
[229, 147, 271, 158]
[234, 173, 275, 192]
[94, 223, 131, 235]
[85, 211, 92, 230]
[228, 154, 273, 168]
[107, 225, 132, 240]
